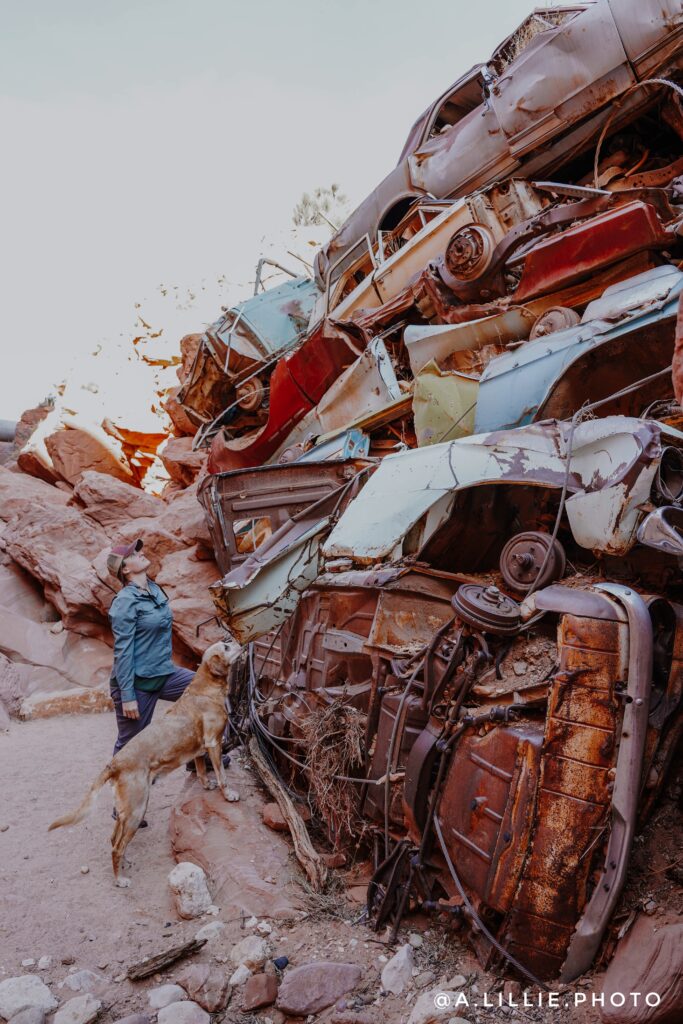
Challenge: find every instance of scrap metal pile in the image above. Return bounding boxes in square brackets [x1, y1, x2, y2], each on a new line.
[185, 0, 683, 986]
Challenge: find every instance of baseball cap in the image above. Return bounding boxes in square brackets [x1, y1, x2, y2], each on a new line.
[107, 538, 144, 581]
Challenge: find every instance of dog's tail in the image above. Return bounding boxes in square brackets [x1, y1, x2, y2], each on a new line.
[48, 764, 115, 831]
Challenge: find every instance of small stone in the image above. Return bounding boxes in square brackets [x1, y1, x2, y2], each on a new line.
[37, 959, 52, 972]
[643, 898, 658, 915]
[21, 961, 36, 969]
[176, 964, 230, 1012]
[156, 1002, 209, 1024]
[114, 976, 126, 984]
[0, 977, 58, 1018]
[112, 1016, 151, 1024]
[408, 933, 423, 949]
[54, 994, 102, 1024]
[262, 804, 288, 832]
[381, 944, 414, 995]
[194, 921, 225, 943]
[167, 863, 213, 920]
[61, 957, 75, 966]
[445, 975, 467, 989]
[414, 971, 436, 989]
[148, 985, 187, 1010]
[229, 935, 269, 970]
[79, 867, 89, 875]
[0, 824, 9, 831]
[513, 661, 528, 676]
[330, 1013, 374, 1024]
[229, 966, 252, 987]
[277, 962, 362, 1016]
[378, 955, 388, 964]
[245, 916, 258, 928]
[7, 1008, 46, 1024]
[59, 971, 106, 995]
[95, 963, 107, 972]
[408, 988, 467, 1024]
[322, 852, 347, 869]
[257, 921, 273, 935]
[241, 973, 278, 1011]
[502, 981, 522, 1001]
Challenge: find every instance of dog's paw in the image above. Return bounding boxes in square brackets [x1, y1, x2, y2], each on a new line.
[223, 788, 240, 803]
[115, 876, 132, 888]
[202, 779, 218, 791]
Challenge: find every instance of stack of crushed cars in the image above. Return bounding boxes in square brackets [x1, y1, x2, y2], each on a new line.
[183, 0, 683, 986]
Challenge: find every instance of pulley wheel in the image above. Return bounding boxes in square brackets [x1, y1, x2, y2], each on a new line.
[444, 224, 495, 282]
[529, 306, 580, 340]
[452, 584, 522, 636]
[499, 531, 566, 594]
[235, 376, 263, 412]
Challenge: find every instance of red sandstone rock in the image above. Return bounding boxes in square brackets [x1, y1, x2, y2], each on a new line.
[158, 484, 211, 547]
[241, 973, 278, 1011]
[45, 424, 134, 486]
[3, 506, 112, 628]
[176, 965, 230, 1013]
[156, 548, 222, 654]
[276, 963, 362, 1016]
[73, 472, 161, 532]
[262, 803, 288, 832]
[0, 466, 69, 523]
[600, 914, 683, 1024]
[169, 782, 303, 920]
[160, 438, 207, 488]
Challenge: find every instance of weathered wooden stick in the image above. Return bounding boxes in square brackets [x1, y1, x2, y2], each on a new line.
[249, 737, 328, 892]
[126, 938, 206, 980]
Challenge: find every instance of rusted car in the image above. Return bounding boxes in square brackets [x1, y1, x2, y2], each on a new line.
[206, 415, 683, 982]
[313, 0, 683, 314]
[177, 273, 319, 444]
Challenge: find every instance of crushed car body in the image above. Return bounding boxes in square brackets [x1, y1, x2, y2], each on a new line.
[209, 415, 683, 983]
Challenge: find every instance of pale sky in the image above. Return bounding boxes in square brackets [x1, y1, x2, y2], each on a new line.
[1, 0, 539, 421]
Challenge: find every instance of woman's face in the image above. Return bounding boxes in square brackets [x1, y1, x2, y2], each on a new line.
[122, 551, 150, 577]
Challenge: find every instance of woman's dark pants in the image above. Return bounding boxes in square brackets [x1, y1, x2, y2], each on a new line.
[110, 667, 195, 755]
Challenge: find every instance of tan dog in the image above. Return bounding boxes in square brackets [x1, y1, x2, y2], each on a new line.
[49, 640, 242, 887]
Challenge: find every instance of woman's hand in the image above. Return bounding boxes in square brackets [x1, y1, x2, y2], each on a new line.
[122, 700, 140, 720]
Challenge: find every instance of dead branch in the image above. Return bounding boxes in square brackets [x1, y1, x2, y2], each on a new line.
[249, 737, 328, 892]
[126, 937, 206, 980]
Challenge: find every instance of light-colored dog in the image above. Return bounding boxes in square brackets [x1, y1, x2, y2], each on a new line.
[49, 640, 242, 886]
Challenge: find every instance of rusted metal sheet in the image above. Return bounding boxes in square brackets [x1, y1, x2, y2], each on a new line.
[412, 363, 478, 446]
[202, 460, 374, 642]
[271, 338, 402, 461]
[323, 416, 682, 563]
[512, 201, 672, 303]
[206, 325, 357, 473]
[475, 267, 683, 433]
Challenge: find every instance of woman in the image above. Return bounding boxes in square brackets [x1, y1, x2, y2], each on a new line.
[107, 539, 194, 756]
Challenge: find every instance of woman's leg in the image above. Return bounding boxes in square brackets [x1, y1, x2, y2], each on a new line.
[157, 666, 195, 702]
[110, 678, 161, 756]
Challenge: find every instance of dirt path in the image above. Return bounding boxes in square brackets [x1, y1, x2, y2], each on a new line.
[0, 712, 200, 1012]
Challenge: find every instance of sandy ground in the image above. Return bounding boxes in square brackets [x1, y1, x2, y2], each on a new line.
[0, 713, 206, 1015]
